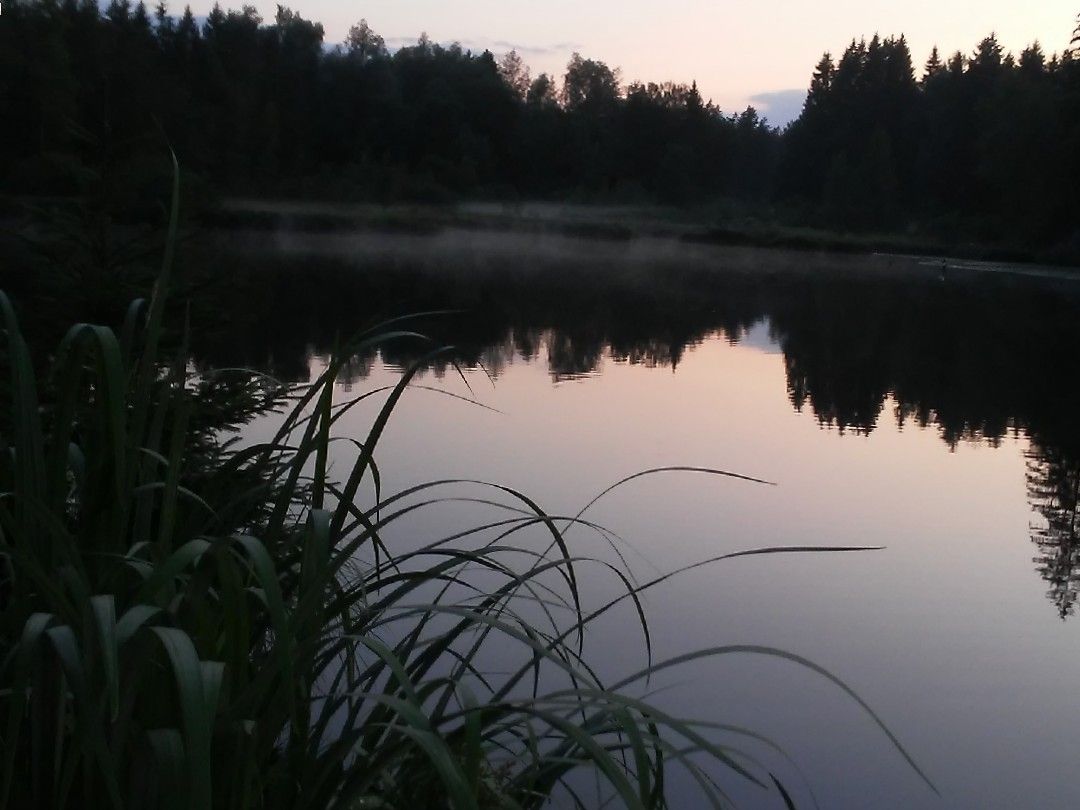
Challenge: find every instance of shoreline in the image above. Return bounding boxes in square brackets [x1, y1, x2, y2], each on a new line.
[205, 197, 1080, 271]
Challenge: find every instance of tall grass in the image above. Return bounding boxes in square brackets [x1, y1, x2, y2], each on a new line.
[0, 158, 935, 809]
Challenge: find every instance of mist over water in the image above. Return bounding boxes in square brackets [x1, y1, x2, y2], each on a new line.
[195, 232, 1080, 808]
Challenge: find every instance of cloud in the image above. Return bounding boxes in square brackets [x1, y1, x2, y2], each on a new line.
[748, 89, 806, 128]
[489, 40, 581, 56]
[382, 36, 580, 57]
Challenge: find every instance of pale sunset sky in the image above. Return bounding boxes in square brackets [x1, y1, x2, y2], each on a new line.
[191, 0, 1078, 124]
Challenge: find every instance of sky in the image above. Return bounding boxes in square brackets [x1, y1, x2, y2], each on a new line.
[190, 0, 1078, 125]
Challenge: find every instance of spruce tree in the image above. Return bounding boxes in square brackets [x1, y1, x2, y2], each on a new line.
[806, 53, 834, 110]
[1019, 42, 1046, 76]
[923, 45, 943, 82]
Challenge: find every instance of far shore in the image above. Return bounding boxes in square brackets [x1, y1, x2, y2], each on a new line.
[205, 197, 1080, 270]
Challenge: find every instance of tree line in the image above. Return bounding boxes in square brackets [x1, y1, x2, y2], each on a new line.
[0, 1, 777, 206]
[2, 1, 1080, 248]
[784, 27, 1080, 244]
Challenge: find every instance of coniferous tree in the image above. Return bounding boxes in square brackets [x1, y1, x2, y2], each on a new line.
[806, 53, 835, 110]
[923, 46, 943, 82]
[1019, 42, 1046, 75]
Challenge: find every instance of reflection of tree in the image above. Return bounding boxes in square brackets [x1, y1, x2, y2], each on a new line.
[182, 246, 1080, 446]
[186, 244, 1080, 621]
[1027, 441, 1080, 619]
[546, 330, 606, 380]
[16, 234, 1080, 617]
[185, 243, 769, 385]
[17, 232, 1066, 453]
[784, 352, 887, 434]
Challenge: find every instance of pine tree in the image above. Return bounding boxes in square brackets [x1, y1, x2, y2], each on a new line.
[132, 1, 151, 32]
[106, 0, 132, 24]
[883, 35, 915, 91]
[202, 2, 224, 38]
[154, 1, 172, 33]
[923, 46, 943, 83]
[686, 80, 704, 118]
[947, 50, 966, 76]
[176, 4, 197, 54]
[971, 33, 1004, 75]
[806, 53, 834, 111]
[1019, 42, 1046, 76]
[833, 39, 867, 97]
[863, 34, 886, 91]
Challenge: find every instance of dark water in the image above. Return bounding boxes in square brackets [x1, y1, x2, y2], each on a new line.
[199, 231, 1080, 807]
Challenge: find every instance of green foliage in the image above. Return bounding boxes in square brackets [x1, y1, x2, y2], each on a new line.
[0, 164, 939, 808]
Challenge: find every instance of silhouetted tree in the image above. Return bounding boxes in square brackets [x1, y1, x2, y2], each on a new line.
[562, 53, 620, 111]
[498, 49, 531, 100]
[526, 73, 558, 107]
[806, 54, 834, 109]
[345, 18, 386, 62]
[923, 46, 943, 82]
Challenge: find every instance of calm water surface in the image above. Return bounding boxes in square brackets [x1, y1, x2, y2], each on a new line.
[205, 231, 1080, 808]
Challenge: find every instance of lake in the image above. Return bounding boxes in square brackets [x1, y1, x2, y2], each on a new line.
[194, 228, 1080, 808]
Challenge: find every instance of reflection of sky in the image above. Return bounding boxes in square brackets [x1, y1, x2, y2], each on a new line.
[181, 0, 1077, 122]
[246, 332, 1080, 809]
[733, 318, 782, 355]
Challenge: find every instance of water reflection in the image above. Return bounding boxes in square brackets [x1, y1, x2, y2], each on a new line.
[178, 234, 1080, 619]
[192, 239, 1077, 424]
[20, 229, 1076, 619]
[1028, 441, 1080, 618]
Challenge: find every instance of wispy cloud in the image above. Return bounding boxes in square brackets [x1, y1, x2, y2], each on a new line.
[381, 35, 580, 57]
[488, 40, 581, 56]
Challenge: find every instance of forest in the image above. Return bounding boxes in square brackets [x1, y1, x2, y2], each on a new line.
[2, 1, 1080, 252]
